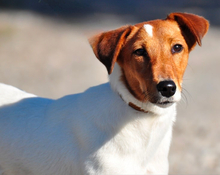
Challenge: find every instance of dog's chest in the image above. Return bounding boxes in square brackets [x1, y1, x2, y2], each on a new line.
[84, 113, 173, 174]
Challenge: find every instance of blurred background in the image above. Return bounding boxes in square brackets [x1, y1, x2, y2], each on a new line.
[0, 0, 220, 174]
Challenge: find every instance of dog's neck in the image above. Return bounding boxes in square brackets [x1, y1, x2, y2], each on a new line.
[109, 63, 177, 116]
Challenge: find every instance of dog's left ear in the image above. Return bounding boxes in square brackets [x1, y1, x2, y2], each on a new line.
[167, 12, 209, 50]
[89, 26, 133, 74]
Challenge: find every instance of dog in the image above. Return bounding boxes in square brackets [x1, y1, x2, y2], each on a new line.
[0, 12, 209, 175]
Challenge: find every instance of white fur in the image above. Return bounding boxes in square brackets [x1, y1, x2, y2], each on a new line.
[0, 65, 176, 174]
[0, 83, 36, 106]
[144, 24, 153, 37]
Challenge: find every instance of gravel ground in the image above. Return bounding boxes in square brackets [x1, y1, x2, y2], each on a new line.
[0, 11, 219, 174]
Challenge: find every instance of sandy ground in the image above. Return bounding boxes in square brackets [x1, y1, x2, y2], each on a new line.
[0, 11, 219, 174]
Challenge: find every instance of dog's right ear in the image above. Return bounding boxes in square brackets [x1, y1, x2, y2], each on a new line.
[89, 26, 133, 74]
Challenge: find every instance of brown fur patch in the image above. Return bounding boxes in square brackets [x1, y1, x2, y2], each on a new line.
[90, 13, 209, 104]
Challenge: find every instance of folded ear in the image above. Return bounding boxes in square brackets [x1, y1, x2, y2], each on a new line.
[167, 12, 209, 50]
[89, 26, 133, 74]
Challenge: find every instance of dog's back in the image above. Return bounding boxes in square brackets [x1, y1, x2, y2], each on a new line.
[0, 83, 36, 106]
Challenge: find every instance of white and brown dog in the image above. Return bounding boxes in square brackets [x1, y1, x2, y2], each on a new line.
[0, 13, 209, 175]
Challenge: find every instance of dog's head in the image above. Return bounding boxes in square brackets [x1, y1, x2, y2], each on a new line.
[89, 13, 209, 110]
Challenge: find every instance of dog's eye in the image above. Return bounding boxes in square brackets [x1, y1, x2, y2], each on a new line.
[172, 44, 183, 54]
[133, 48, 147, 56]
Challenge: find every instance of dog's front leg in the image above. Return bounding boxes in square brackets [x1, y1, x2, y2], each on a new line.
[145, 127, 172, 174]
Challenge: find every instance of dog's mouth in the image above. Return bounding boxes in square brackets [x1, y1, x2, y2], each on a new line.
[149, 96, 176, 108]
[156, 100, 174, 107]
[157, 100, 173, 105]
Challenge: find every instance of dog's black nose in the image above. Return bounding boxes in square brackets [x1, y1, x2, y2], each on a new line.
[157, 80, 176, 98]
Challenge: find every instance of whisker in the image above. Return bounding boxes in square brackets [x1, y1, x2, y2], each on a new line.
[186, 63, 195, 73]
[180, 92, 187, 107]
[182, 88, 192, 101]
[179, 88, 192, 109]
